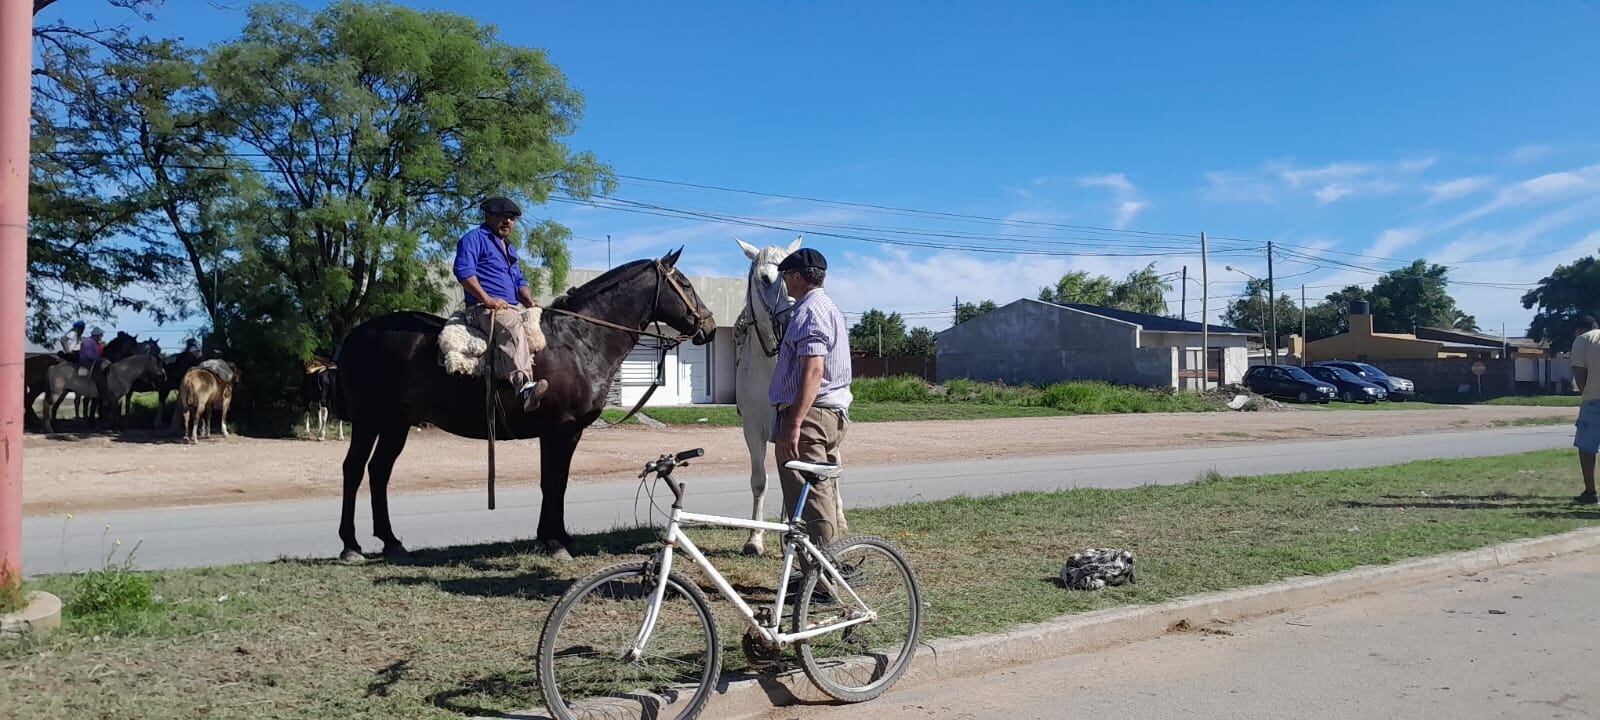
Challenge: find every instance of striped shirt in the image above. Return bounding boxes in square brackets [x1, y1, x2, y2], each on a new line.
[769, 288, 853, 409]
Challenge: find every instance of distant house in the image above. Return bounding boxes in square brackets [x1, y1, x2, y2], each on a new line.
[1301, 301, 1444, 362]
[1413, 326, 1548, 359]
[936, 299, 1253, 390]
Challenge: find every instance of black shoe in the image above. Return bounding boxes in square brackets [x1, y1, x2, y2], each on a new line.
[520, 379, 549, 412]
[1575, 492, 1598, 505]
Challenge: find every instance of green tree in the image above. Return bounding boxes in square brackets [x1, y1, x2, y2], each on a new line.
[1521, 255, 1600, 352]
[26, 0, 183, 340]
[1109, 263, 1172, 316]
[954, 299, 998, 324]
[1223, 279, 1299, 341]
[1038, 264, 1170, 315]
[1038, 271, 1114, 306]
[904, 327, 937, 357]
[849, 309, 908, 358]
[1366, 260, 1475, 333]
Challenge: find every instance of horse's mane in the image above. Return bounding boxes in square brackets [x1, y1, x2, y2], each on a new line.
[549, 259, 654, 310]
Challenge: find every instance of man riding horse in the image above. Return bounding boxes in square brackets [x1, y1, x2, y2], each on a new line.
[453, 196, 549, 413]
[58, 320, 85, 359]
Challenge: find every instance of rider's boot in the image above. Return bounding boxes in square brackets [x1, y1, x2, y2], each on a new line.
[520, 379, 549, 412]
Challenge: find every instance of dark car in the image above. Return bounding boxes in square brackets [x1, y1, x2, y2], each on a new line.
[1314, 361, 1416, 401]
[1305, 365, 1388, 403]
[1242, 365, 1338, 403]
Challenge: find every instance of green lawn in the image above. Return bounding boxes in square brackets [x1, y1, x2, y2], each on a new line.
[1481, 395, 1582, 407]
[601, 377, 1229, 426]
[3, 449, 1595, 719]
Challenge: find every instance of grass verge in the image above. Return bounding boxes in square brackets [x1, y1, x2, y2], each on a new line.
[603, 377, 1228, 426]
[4, 449, 1592, 718]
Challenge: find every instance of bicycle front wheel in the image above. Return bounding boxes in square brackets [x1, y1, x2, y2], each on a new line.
[538, 561, 722, 720]
[793, 535, 924, 702]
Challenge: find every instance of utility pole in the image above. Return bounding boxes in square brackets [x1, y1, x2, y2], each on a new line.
[1200, 232, 1210, 392]
[954, 296, 960, 326]
[1, 0, 33, 587]
[1267, 241, 1277, 364]
[1301, 284, 1308, 366]
[606, 234, 612, 269]
[1181, 265, 1187, 320]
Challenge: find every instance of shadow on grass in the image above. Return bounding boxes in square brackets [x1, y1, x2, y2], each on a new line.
[1526, 510, 1600, 521]
[426, 670, 547, 719]
[366, 658, 412, 698]
[375, 570, 572, 600]
[1345, 496, 1573, 511]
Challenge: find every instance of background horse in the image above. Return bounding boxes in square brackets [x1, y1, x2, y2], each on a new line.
[177, 366, 235, 443]
[42, 354, 166, 432]
[107, 336, 163, 421]
[334, 250, 715, 563]
[22, 353, 61, 426]
[733, 236, 800, 556]
[300, 358, 342, 441]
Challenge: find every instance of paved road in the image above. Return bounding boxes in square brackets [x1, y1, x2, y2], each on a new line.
[763, 549, 1600, 720]
[21, 425, 1573, 574]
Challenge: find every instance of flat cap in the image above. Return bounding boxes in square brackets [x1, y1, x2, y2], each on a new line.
[777, 248, 827, 272]
[479, 196, 522, 217]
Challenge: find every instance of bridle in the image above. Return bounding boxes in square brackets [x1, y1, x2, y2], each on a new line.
[544, 260, 705, 345]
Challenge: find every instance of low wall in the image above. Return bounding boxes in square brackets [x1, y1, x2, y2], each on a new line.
[852, 356, 937, 381]
[1372, 358, 1515, 396]
[939, 345, 1178, 388]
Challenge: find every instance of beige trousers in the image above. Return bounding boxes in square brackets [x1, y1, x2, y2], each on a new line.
[469, 305, 534, 387]
[777, 405, 849, 548]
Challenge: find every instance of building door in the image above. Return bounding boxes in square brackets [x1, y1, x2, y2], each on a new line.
[679, 340, 712, 404]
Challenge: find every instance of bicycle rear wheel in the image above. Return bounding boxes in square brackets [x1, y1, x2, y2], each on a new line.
[793, 535, 923, 702]
[538, 561, 722, 720]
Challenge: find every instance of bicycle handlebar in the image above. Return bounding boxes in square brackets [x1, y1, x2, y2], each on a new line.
[640, 448, 704, 508]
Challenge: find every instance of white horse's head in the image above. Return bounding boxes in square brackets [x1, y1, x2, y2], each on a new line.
[736, 235, 803, 312]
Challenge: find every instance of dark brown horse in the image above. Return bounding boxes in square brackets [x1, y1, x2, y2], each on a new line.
[334, 251, 716, 562]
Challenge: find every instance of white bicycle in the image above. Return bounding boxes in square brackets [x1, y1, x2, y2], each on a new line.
[537, 448, 924, 719]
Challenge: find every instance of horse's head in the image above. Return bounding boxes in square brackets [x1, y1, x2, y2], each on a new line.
[139, 337, 161, 358]
[142, 354, 168, 383]
[654, 248, 716, 345]
[737, 236, 802, 315]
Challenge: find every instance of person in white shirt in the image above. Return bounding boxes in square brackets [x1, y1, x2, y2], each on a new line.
[59, 320, 85, 357]
[1570, 315, 1600, 505]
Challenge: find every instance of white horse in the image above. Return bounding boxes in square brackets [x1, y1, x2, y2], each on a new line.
[734, 236, 847, 555]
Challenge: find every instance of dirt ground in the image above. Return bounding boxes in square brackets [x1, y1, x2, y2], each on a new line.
[21, 404, 1576, 517]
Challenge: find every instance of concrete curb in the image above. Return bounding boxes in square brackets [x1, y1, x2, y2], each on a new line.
[500, 528, 1600, 720]
[0, 591, 62, 641]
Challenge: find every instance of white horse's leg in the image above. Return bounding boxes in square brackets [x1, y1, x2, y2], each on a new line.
[305, 410, 313, 439]
[220, 391, 232, 439]
[318, 405, 328, 441]
[741, 419, 769, 556]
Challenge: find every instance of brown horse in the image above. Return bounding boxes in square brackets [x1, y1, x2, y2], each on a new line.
[177, 366, 235, 443]
[333, 251, 715, 562]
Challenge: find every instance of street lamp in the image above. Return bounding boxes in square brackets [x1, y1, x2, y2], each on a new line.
[1224, 266, 1270, 364]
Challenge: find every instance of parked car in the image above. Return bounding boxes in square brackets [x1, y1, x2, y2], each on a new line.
[1313, 361, 1416, 401]
[1305, 365, 1388, 403]
[1242, 365, 1338, 403]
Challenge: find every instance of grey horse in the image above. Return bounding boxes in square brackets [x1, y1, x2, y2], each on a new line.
[42, 355, 166, 433]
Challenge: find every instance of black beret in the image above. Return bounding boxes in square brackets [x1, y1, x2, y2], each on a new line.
[479, 196, 522, 217]
[778, 248, 827, 272]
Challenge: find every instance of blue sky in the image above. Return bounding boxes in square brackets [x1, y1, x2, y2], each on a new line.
[39, 0, 1600, 340]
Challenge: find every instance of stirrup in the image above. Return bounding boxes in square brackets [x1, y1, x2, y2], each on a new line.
[784, 460, 842, 479]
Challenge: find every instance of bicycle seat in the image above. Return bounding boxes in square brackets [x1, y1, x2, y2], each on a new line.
[784, 460, 842, 480]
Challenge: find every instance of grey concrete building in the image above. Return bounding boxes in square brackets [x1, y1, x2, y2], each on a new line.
[936, 299, 1253, 390]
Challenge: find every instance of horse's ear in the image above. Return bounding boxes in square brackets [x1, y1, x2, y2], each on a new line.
[662, 247, 683, 268]
[736, 237, 760, 260]
[786, 235, 803, 255]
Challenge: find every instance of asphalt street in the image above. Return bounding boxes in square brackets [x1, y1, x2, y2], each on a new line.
[20, 425, 1574, 574]
[759, 549, 1600, 720]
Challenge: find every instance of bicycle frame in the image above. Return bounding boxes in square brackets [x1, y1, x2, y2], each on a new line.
[628, 481, 877, 658]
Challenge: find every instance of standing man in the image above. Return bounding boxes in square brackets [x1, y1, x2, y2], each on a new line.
[769, 248, 852, 549]
[453, 196, 548, 412]
[1571, 315, 1599, 505]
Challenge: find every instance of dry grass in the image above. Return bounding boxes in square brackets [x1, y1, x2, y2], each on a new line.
[2, 449, 1595, 718]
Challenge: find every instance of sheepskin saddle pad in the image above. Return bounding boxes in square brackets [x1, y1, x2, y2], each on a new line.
[437, 307, 547, 377]
[1059, 548, 1136, 591]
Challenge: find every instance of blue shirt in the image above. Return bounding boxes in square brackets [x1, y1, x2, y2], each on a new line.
[769, 288, 853, 409]
[453, 226, 529, 305]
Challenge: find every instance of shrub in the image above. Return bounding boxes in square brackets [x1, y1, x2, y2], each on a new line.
[853, 376, 934, 403]
[65, 541, 158, 634]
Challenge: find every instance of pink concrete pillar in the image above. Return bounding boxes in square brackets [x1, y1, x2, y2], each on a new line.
[0, 0, 34, 583]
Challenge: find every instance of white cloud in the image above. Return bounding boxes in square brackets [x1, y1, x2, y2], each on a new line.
[1078, 173, 1149, 229]
[1204, 155, 1434, 205]
[1367, 227, 1425, 258]
[1508, 144, 1552, 164]
[1115, 200, 1149, 228]
[1426, 176, 1495, 204]
[1079, 173, 1136, 194]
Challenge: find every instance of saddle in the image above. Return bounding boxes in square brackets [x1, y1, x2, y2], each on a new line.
[438, 306, 547, 377]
